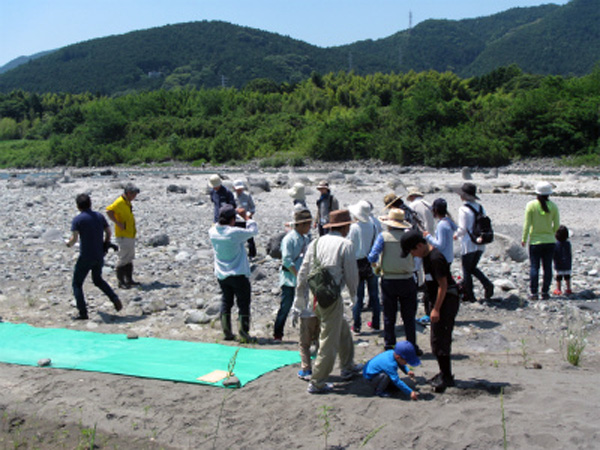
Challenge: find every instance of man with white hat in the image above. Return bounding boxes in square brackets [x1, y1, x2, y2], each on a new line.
[209, 174, 236, 224]
[348, 200, 380, 334]
[315, 180, 339, 236]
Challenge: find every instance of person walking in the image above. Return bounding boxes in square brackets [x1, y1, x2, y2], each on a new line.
[367, 208, 421, 354]
[454, 183, 494, 302]
[209, 204, 258, 343]
[67, 193, 122, 320]
[106, 183, 141, 289]
[522, 182, 560, 300]
[348, 200, 380, 334]
[295, 210, 362, 394]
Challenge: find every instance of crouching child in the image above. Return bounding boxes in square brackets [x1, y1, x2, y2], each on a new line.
[362, 341, 420, 400]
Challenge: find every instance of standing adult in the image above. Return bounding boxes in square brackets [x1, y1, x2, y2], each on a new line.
[233, 179, 257, 258]
[348, 200, 380, 334]
[67, 193, 122, 319]
[425, 198, 457, 267]
[383, 193, 422, 231]
[367, 209, 421, 354]
[454, 183, 494, 302]
[106, 183, 140, 289]
[209, 204, 258, 343]
[288, 182, 307, 209]
[295, 210, 362, 394]
[209, 174, 236, 224]
[274, 209, 312, 341]
[401, 230, 460, 393]
[522, 182, 560, 300]
[315, 180, 339, 236]
[407, 187, 435, 234]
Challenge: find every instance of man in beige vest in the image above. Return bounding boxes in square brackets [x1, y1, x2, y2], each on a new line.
[367, 209, 423, 356]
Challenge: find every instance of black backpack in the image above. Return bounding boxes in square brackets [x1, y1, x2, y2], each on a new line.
[465, 204, 494, 244]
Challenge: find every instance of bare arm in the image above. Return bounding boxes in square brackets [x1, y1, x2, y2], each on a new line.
[66, 231, 79, 247]
[430, 276, 448, 324]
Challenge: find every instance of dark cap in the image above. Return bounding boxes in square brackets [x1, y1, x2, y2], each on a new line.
[400, 230, 426, 258]
[394, 341, 421, 367]
[218, 204, 236, 222]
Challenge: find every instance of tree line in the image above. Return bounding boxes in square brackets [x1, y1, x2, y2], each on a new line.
[0, 65, 599, 168]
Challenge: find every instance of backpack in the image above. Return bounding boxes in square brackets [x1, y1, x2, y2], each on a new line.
[307, 238, 340, 309]
[266, 231, 288, 259]
[465, 204, 494, 244]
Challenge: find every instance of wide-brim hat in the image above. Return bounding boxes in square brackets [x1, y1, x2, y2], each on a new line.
[323, 209, 355, 229]
[379, 208, 411, 229]
[316, 180, 330, 190]
[349, 200, 372, 223]
[209, 174, 222, 188]
[406, 186, 424, 199]
[535, 181, 553, 196]
[287, 182, 306, 200]
[394, 341, 421, 367]
[456, 182, 479, 200]
[293, 209, 313, 225]
[383, 192, 403, 210]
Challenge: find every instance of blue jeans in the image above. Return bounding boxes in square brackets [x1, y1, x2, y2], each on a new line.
[352, 275, 380, 331]
[529, 243, 555, 295]
[72, 257, 118, 317]
[274, 285, 295, 338]
[380, 278, 417, 350]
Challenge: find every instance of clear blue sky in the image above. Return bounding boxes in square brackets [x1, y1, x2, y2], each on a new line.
[1, 0, 570, 67]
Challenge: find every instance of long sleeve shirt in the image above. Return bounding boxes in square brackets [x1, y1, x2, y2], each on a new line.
[409, 198, 435, 234]
[208, 220, 258, 280]
[279, 229, 311, 287]
[522, 199, 560, 245]
[235, 191, 255, 215]
[426, 217, 458, 264]
[455, 201, 485, 255]
[348, 221, 378, 259]
[294, 231, 358, 314]
[210, 186, 236, 223]
[363, 350, 413, 396]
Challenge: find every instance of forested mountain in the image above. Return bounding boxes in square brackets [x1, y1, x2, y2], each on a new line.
[0, 0, 598, 94]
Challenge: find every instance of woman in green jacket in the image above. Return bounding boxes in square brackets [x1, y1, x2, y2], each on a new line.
[521, 182, 560, 300]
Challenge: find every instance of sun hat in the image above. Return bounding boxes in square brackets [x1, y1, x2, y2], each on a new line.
[293, 209, 313, 225]
[394, 341, 421, 367]
[316, 180, 330, 190]
[400, 229, 427, 258]
[457, 182, 480, 201]
[383, 192, 403, 209]
[287, 182, 306, 200]
[209, 174, 222, 188]
[348, 200, 372, 223]
[233, 179, 246, 190]
[323, 209, 355, 229]
[379, 208, 411, 229]
[124, 183, 140, 194]
[406, 187, 424, 199]
[535, 181, 553, 196]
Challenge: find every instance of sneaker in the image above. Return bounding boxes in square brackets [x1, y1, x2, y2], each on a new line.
[341, 363, 364, 381]
[541, 293, 550, 300]
[375, 390, 391, 398]
[528, 293, 539, 301]
[297, 369, 312, 381]
[71, 313, 89, 320]
[417, 315, 430, 325]
[273, 334, 283, 342]
[351, 326, 361, 335]
[565, 289, 573, 295]
[553, 289, 562, 296]
[307, 382, 333, 394]
[367, 321, 380, 330]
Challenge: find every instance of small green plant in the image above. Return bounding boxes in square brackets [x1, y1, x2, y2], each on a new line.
[560, 327, 587, 366]
[519, 338, 529, 367]
[500, 388, 507, 450]
[361, 424, 386, 447]
[78, 423, 97, 450]
[227, 348, 240, 378]
[319, 405, 333, 449]
[26, 296, 37, 308]
[493, 359, 499, 368]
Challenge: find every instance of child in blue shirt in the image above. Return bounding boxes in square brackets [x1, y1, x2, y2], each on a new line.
[362, 341, 420, 400]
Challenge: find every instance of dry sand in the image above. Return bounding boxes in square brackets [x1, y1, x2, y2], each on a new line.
[1, 162, 599, 449]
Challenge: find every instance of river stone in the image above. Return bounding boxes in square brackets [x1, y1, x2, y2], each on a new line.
[185, 310, 211, 324]
[148, 234, 170, 247]
[222, 375, 241, 388]
[461, 167, 473, 180]
[167, 184, 187, 194]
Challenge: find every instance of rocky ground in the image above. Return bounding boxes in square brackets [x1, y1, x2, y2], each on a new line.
[0, 160, 599, 449]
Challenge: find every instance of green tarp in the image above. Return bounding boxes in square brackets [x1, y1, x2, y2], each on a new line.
[0, 322, 300, 387]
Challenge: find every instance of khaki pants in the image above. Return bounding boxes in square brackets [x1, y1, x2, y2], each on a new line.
[116, 237, 136, 267]
[309, 298, 354, 389]
[299, 316, 320, 371]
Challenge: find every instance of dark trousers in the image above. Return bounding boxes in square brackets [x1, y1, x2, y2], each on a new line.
[430, 292, 460, 357]
[353, 275, 380, 330]
[461, 250, 492, 302]
[218, 275, 251, 317]
[247, 237, 257, 258]
[72, 258, 118, 317]
[529, 243, 555, 295]
[381, 278, 417, 350]
[274, 285, 294, 338]
[369, 372, 391, 394]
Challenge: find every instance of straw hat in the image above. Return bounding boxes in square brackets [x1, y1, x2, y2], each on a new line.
[383, 192, 403, 209]
[349, 200, 372, 223]
[323, 210, 355, 229]
[406, 187, 424, 200]
[379, 208, 411, 229]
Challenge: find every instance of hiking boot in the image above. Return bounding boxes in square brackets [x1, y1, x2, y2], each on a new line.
[116, 266, 129, 289]
[238, 315, 257, 344]
[307, 382, 333, 394]
[297, 369, 312, 381]
[221, 313, 235, 341]
[125, 263, 141, 287]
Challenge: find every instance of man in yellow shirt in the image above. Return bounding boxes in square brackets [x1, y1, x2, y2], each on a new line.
[106, 183, 140, 288]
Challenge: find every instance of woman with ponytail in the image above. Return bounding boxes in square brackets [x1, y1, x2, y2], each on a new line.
[522, 182, 560, 300]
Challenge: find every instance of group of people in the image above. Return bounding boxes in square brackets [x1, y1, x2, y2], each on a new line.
[66, 174, 570, 399]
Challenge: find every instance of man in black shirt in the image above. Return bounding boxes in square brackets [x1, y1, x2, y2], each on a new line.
[401, 230, 459, 393]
